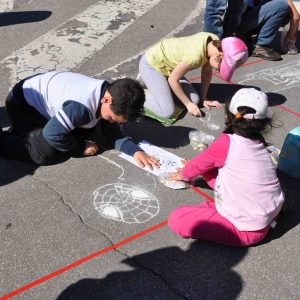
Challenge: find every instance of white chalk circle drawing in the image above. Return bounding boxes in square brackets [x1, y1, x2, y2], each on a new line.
[93, 183, 159, 223]
[197, 111, 220, 131]
[237, 60, 300, 92]
[93, 154, 159, 224]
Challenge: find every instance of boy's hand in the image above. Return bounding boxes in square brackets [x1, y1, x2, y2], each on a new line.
[186, 102, 202, 117]
[83, 141, 99, 156]
[203, 99, 222, 109]
[133, 151, 160, 170]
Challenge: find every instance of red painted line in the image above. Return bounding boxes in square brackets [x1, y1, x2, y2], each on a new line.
[212, 72, 234, 84]
[191, 186, 214, 203]
[0, 220, 168, 300]
[1, 184, 214, 300]
[215, 75, 300, 117]
[189, 75, 202, 81]
[2, 53, 298, 300]
[242, 58, 265, 66]
[276, 105, 300, 117]
[189, 71, 220, 82]
[188, 58, 264, 82]
[212, 74, 300, 116]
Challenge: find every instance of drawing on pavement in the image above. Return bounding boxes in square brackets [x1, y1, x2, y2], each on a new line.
[93, 154, 159, 224]
[238, 59, 300, 92]
[197, 111, 220, 131]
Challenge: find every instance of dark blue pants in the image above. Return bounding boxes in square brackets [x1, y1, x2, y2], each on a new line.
[0, 82, 66, 165]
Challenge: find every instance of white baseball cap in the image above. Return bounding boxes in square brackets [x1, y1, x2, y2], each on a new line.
[229, 88, 268, 119]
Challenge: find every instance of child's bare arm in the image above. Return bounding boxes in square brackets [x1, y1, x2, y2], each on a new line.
[287, 0, 300, 41]
[200, 62, 212, 102]
[168, 61, 202, 117]
[200, 63, 222, 109]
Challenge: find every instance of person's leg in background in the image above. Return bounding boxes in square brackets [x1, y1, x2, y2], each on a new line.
[223, 0, 248, 37]
[204, 0, 228, 38]
[0, 85, 66, 165]
[239, 0, 290, 60]
[0, 126, 66, 165]
[281, 0, 300, 54]
[5, 80, 47, 135]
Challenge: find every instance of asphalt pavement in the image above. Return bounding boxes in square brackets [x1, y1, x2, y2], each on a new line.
[0, 0, 300, 299]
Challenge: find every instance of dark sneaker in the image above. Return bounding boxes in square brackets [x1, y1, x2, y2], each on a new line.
[252, 46, 282, 61]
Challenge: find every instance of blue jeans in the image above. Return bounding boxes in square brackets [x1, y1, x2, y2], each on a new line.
[204, 0, 228, 38]
[204, 0, 247, 38]
[238, 0, 290, 46]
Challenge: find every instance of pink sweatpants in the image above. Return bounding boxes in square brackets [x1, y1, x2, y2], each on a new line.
[168, 202, 270, 247]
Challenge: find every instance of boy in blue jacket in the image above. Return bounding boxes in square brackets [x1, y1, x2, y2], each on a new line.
[0, 71, 159, 168]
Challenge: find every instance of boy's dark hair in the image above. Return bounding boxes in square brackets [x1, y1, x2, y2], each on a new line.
[224, 102, 273, 147]
[108, 78, 145, 122]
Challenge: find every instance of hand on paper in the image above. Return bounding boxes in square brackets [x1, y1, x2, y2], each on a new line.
[167, 159, 188, 181]
[133, 151, 161, 170]
[168, 170, 183, 181]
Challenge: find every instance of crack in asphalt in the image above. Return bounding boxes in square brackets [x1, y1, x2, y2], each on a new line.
[32, 175, 187, 298]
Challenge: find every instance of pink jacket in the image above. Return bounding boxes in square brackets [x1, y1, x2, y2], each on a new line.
[181, 133, 284, 231]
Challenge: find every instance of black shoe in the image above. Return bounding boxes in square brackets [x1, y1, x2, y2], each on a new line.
[252, 46, 282, 61]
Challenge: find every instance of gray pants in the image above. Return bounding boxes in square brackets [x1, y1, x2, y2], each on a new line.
[139, 55, 200, 118]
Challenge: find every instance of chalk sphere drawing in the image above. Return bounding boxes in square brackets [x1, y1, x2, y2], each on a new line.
[237, 59, 300, 92]
[93, 183, 159, 224]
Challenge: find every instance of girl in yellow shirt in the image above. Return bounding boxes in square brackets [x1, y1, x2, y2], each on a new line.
[138, 32, 248, 118]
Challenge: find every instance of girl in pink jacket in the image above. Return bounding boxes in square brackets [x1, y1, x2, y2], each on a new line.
[168, 88, 285, 247]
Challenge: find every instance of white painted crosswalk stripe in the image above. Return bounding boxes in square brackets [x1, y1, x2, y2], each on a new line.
[95, 0, 203, 79]
[0, 0, 14, 12]
[1, 0, 161, 86]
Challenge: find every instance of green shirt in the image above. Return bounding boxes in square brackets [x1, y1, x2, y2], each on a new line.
[145, 32, 219, 76]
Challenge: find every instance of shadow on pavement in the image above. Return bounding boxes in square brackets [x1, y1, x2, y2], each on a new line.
[56, 241, 248, 300]
[266, 92, 287, 107]
[0, 11, 52, 27]
[194, 83, 287, 107]
[258, 170, 300, 245]
[122, 119, 195, 148]
[0, 158, 37, 187]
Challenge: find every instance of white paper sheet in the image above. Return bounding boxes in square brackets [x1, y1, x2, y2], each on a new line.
[119, 140, 184, 177]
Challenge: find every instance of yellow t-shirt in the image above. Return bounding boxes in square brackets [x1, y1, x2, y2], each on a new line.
[145, 32, 219, 76]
